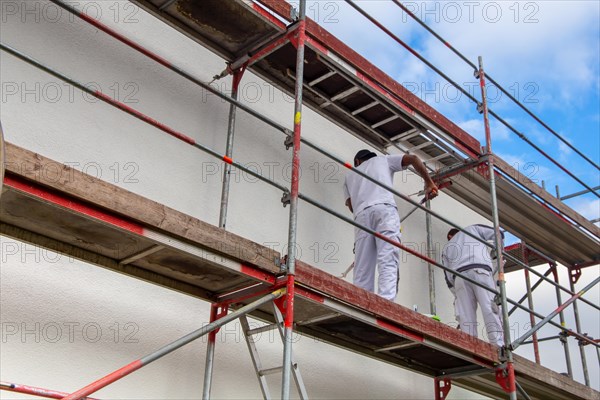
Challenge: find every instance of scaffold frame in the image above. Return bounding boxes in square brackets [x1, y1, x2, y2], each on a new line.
[0, 0, 598, 399]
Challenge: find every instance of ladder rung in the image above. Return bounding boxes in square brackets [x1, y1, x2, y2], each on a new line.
[259, 366, 283, 376]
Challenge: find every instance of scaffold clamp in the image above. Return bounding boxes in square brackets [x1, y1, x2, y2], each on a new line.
[559, 329, 569, 344]
[290, 6, 299, 21]
[569, 266, 582, 284]
[476, 102, 484, 114]
[495, 363, 516, 394]
[281, 191, 291, 207]
[284, 134, 294, 150]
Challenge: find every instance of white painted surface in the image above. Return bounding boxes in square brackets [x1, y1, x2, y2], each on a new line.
[1, 1, 596, 398]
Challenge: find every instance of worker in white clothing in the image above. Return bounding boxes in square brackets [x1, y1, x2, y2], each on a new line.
[344, 149, 438, 300]
[442, 225, 505, 347]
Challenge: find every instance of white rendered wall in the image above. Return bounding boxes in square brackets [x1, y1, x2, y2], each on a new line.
[2, 0, 583, 398]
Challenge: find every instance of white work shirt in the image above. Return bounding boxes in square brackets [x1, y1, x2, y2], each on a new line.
[343, 154, 406, 217]
[442, 224, 504, 287]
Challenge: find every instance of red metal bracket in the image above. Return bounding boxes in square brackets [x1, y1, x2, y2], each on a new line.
[212, 305, 229, 335]
[476, 161, 490, 180]
[232, 65, 247, 91]
[274, 293, 287, 316]
[495, 363, 516, 394]
[569, 266, 582, 284]
[434, 378, 451, 400]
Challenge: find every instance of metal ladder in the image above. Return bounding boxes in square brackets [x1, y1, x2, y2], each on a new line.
[239, 301, 309, 400]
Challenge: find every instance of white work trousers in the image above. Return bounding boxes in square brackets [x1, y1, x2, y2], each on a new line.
[354, 204, 400, 300]
[454, 268, 504, 346]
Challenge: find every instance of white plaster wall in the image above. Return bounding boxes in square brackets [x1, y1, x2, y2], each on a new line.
[2, 0, 579, 398]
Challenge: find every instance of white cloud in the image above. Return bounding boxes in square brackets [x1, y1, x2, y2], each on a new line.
[570, 198, 600, 222]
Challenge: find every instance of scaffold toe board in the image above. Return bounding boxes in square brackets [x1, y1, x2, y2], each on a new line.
[2, 143, 597, 400]
[132, 0, 599, 269]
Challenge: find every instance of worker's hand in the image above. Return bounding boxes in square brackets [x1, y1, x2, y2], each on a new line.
[424, 181, 439, 200]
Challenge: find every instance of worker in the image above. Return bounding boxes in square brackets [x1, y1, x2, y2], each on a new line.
[343, 149, 438, 300]
[442, 225, 505, 346]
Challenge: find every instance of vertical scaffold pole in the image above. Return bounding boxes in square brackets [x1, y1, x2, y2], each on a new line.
[202, 304, 218, 399]
[521, 244, 540, 364]
[477, 56, 516, 400]
[425, 199, 436, 315]
[569, 271, 590, 386]
[282, 1, 306, 399]
[552, 267, 574, 377]
[219, 68, 245, 229]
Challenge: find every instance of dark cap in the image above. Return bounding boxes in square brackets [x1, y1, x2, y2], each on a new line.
[354, 149, 377, 162]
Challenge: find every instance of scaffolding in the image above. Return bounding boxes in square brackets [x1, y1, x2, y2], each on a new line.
[1, 0, 599, 399]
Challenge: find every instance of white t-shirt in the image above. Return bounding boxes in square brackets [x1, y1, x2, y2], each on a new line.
[343, 154, 406, 216]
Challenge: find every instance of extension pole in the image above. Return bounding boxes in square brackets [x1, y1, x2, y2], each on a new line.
[61, 290, 284, 400]
[478, 56, 516, 400]
[569, 273, 591, 386]
[219, 68, 245, 228]
[282, 1, 306, 398]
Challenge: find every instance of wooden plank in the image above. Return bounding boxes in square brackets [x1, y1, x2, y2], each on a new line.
[295, 260, 499, 363]
[3, 143, 280, 274]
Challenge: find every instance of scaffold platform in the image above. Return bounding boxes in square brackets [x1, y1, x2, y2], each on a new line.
[1, 143, 596, 400]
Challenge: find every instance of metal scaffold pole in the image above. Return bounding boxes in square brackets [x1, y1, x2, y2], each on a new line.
[425, 199, 436, 315]
[552, 267, 574, 377]
[202, 304, 219, 399]
[477, 56, 517, 400]
[569, 272, 591, 386]
[521, 244, 540, 364]
[219, 68, 245, 229]
[282, 1, 307, 398]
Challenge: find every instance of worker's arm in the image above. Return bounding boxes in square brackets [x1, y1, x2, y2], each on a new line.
[401, 154, 439, 199]
[345, 198, 353, 213]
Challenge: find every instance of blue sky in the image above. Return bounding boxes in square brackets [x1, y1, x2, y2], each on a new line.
[295, 0, 600, 225]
